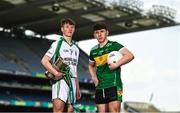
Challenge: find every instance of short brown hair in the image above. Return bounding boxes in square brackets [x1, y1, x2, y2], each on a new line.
[93, 22, 108, 31]
[61, 18, 75, 27]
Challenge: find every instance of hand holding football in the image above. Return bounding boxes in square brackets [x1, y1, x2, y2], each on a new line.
[107, 51, 122, 64]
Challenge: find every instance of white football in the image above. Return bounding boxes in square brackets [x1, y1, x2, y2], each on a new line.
[107, 51, 122, 64]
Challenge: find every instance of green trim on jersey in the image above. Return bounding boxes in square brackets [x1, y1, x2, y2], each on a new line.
[57, 80, 61, 98]
[89, 40, 124, 89]
[61, 36, 78, 47]
[52, 37, 63, 63]
[50, 37, 63, 85]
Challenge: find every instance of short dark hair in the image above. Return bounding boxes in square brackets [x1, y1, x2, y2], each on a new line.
[61, 18, 75, 27]
[93, 22, 108, 31]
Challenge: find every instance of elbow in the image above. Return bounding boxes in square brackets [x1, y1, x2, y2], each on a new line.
[41, 58, 44, 65]
[128, 54, 134, 62]
[41, 56, 46, 65]
[41, 59, 43, 65]
[131, 54, 135, 60]
[88, 63, 95, 71]
[130, 54, 135, 62]
[88, 64, 91, 70]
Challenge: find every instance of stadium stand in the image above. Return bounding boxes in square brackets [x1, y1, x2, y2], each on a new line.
[0, 37, 46, 75]
[0, 32, 96, 112]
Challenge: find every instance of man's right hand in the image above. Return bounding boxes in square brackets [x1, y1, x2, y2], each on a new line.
[54, 71, 65, 80]
[92, 76, 99, 87]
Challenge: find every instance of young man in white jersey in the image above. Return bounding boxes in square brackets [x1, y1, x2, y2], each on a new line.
[88, 22, 134, 112]
[41, 18, 81, 113]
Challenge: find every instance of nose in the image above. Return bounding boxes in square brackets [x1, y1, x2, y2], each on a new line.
[69, 28, 73, 32]
[97, 32, 101, 37]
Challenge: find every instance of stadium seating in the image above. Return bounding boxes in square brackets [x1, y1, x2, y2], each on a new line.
[0, 37, 45, 75]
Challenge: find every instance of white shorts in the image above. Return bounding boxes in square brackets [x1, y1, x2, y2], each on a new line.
[52, 78, 76, 104]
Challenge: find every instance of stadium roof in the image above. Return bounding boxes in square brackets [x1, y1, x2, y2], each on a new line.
[0, 0, 179, 41]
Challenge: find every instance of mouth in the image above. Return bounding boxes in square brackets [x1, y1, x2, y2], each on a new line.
[98, 37, 103, 40]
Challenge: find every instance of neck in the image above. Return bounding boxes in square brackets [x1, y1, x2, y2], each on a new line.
[99, 39, 108, 48]
[63, 35, 72, 44]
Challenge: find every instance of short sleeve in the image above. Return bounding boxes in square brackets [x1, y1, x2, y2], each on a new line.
[113, 41, 124, 52]
[89, 50, 95, 63]
[76, 47, 80, 65]
[45, 40, 58, 58]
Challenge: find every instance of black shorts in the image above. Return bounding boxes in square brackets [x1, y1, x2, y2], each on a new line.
[95, 86, 122, 104]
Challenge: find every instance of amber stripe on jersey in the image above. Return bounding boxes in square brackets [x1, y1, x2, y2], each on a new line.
[94, 54, 108, 66]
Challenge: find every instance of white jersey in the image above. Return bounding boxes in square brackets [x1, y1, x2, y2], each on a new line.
[45, 37, 79, 78]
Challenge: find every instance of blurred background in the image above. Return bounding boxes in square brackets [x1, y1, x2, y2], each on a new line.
[0, 0, 179, 112]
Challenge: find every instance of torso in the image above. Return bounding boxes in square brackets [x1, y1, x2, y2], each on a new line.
[89, 40, 124, 89]
[46, 37, 79, 77]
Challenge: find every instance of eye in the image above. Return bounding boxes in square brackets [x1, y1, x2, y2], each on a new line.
[71, 26, 75, 29]
[100, 30, 105, 33]
[95, 31, 99, 34]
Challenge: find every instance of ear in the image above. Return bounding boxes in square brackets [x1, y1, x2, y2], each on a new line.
[106, 30, 109, 36]
[61, 26, 63, 32]
[93, 33, 96, 38]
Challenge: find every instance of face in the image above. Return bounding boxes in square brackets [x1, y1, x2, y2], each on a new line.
[61, 23, 75, 37]
[94, 29, 109, 43]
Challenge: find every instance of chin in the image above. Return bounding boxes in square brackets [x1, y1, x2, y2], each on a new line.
[66, 35, 73, 37]
[98, 40, 105, 43]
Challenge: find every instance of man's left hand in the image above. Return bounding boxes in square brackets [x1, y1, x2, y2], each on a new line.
[76, 88, 81, 100]
[108, 62, 120, 70]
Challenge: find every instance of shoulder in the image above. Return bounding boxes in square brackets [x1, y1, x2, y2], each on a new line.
[72, 40, 79, 51]
[110, 40, 120, 45]
[52, 37, 63, 44]
[90, 44, 99, 52]
[89, 44, 98, 58]
[110, 40, 123, 47]
[58, 36, 64, 43]
[49, 37, 64, 50]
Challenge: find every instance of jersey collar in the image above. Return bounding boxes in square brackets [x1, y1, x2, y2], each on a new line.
[61, 36, 74, 46]
[98, 40, 109, 48]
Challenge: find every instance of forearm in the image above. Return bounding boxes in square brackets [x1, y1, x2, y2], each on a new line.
[117, 54, 134, 66]
[88, 64, 97, 79]
[75, 77, 80, 89]
[118, 48, 134, 67]
[88, 63, 99, 86]
[75, 76, 81, 100]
